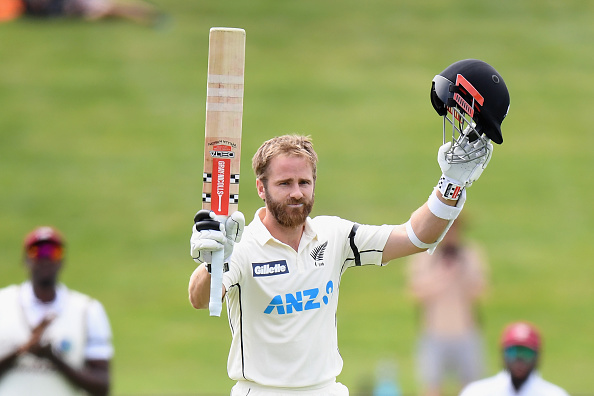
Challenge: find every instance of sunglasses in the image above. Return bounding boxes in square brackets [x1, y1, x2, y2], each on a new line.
[27, 243, 64, 262]
[504, 346, 537, 362]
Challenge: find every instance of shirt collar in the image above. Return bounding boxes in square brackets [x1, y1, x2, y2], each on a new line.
[20, 280, 67, 315]
[499, 370, 541, 392]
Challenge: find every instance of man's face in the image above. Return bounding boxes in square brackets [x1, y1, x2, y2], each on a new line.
[504, 345, 538, 381]
[257, 154, 315, 228]
[25, 242, 63, 287]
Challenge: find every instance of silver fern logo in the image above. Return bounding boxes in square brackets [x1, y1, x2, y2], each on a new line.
[310, 241, 328, 267]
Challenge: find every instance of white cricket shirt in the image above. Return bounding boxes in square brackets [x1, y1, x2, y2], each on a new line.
[222, 208, 394, 388]
[0, 282, 113, 396]
[459, 371, 570, 396]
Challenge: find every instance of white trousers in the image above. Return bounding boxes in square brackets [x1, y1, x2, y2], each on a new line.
[230, 381, 349, 396]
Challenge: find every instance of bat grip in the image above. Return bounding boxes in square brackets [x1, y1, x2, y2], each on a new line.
[209, 248, 225, 317]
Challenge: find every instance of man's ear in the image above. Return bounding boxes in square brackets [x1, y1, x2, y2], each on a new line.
[256, 178, 266, 201]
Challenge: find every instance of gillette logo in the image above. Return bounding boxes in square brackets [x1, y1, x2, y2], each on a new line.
[252, 260, 289, 277]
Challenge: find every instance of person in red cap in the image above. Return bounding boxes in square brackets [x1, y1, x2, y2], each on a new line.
[0, 0, 163, 25]
[458, 321, 569, 396]
[0, 226, 113, 396]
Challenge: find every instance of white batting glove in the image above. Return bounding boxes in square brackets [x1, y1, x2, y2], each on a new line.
[190, 210, 224, 265]
[438, 137, 493, 187]
[190, 210, 245, 266]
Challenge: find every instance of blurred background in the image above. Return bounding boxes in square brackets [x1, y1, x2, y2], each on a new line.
[1, 0, 593, 395]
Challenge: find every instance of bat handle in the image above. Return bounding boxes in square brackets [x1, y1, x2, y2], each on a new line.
[209, 248, 225, 317]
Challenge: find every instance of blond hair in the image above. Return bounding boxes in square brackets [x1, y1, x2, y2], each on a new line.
[252, 135, 318, 181]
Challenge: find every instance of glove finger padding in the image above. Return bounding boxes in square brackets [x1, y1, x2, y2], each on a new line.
[190, 227, 226, 264]
[194, 209, 223, 232]
[437, 142, 455, 179]
[191, 210, 225, 264]
[225, 211, 245, 244]
[437, 138, 493, 186]
[221, 211, 245, 263]
[466, 140, 493, 185]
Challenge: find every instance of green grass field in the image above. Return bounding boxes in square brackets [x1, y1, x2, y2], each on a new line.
[1, 0, 593, 394]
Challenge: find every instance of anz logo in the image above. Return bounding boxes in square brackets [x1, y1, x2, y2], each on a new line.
[264, 280, 335, 315]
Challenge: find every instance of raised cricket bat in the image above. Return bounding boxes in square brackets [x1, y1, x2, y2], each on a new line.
[202, 27, 246, 317]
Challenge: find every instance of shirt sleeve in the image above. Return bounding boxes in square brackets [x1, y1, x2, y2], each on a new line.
[344, 223, 395, 269]
[85, 299, 114, 360]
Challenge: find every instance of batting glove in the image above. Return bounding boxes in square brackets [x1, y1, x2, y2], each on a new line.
[437, 137, 493, 198]
[190, 210, 245, 266]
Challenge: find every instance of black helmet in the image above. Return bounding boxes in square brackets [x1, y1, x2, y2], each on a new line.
[431, 59, 509, 144]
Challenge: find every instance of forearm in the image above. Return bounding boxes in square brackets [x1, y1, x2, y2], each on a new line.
[406, 187, 465, 253]
[188, 264, 214, 309]
[410, 191, 455, 244]
[46, 354, 109, 396]
[383, 190, 459, 261]
[0, 351, 19, 378]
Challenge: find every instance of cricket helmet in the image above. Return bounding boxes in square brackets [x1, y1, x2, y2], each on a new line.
[500, 322, 541, 351]
[431, 59, 509, 145]
[23, 226, 64, 249]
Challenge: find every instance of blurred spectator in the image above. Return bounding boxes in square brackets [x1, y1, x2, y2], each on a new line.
[406, 217, 488, 396]
[0, 0, 24, 20]
[0, 226, 113, 396]
[0, 0, 163, 25]
[459, 321, 570, 396]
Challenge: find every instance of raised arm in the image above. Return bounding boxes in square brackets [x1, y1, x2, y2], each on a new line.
[383, 133, 493, 262]
[383, 189, 461, 262]
[383, 58, 509, 263]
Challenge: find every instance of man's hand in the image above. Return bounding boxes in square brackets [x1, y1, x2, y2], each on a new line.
[437, 136, 493, 187]
[190, 210, 245, 265]
[17, 315, 55, 356]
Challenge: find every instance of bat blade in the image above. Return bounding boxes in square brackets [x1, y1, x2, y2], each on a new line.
[202, 27, 245, 317]
[202, 27, 245, 218]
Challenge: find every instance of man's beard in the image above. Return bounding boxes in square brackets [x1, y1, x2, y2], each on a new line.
[265, 189, 314, 228]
